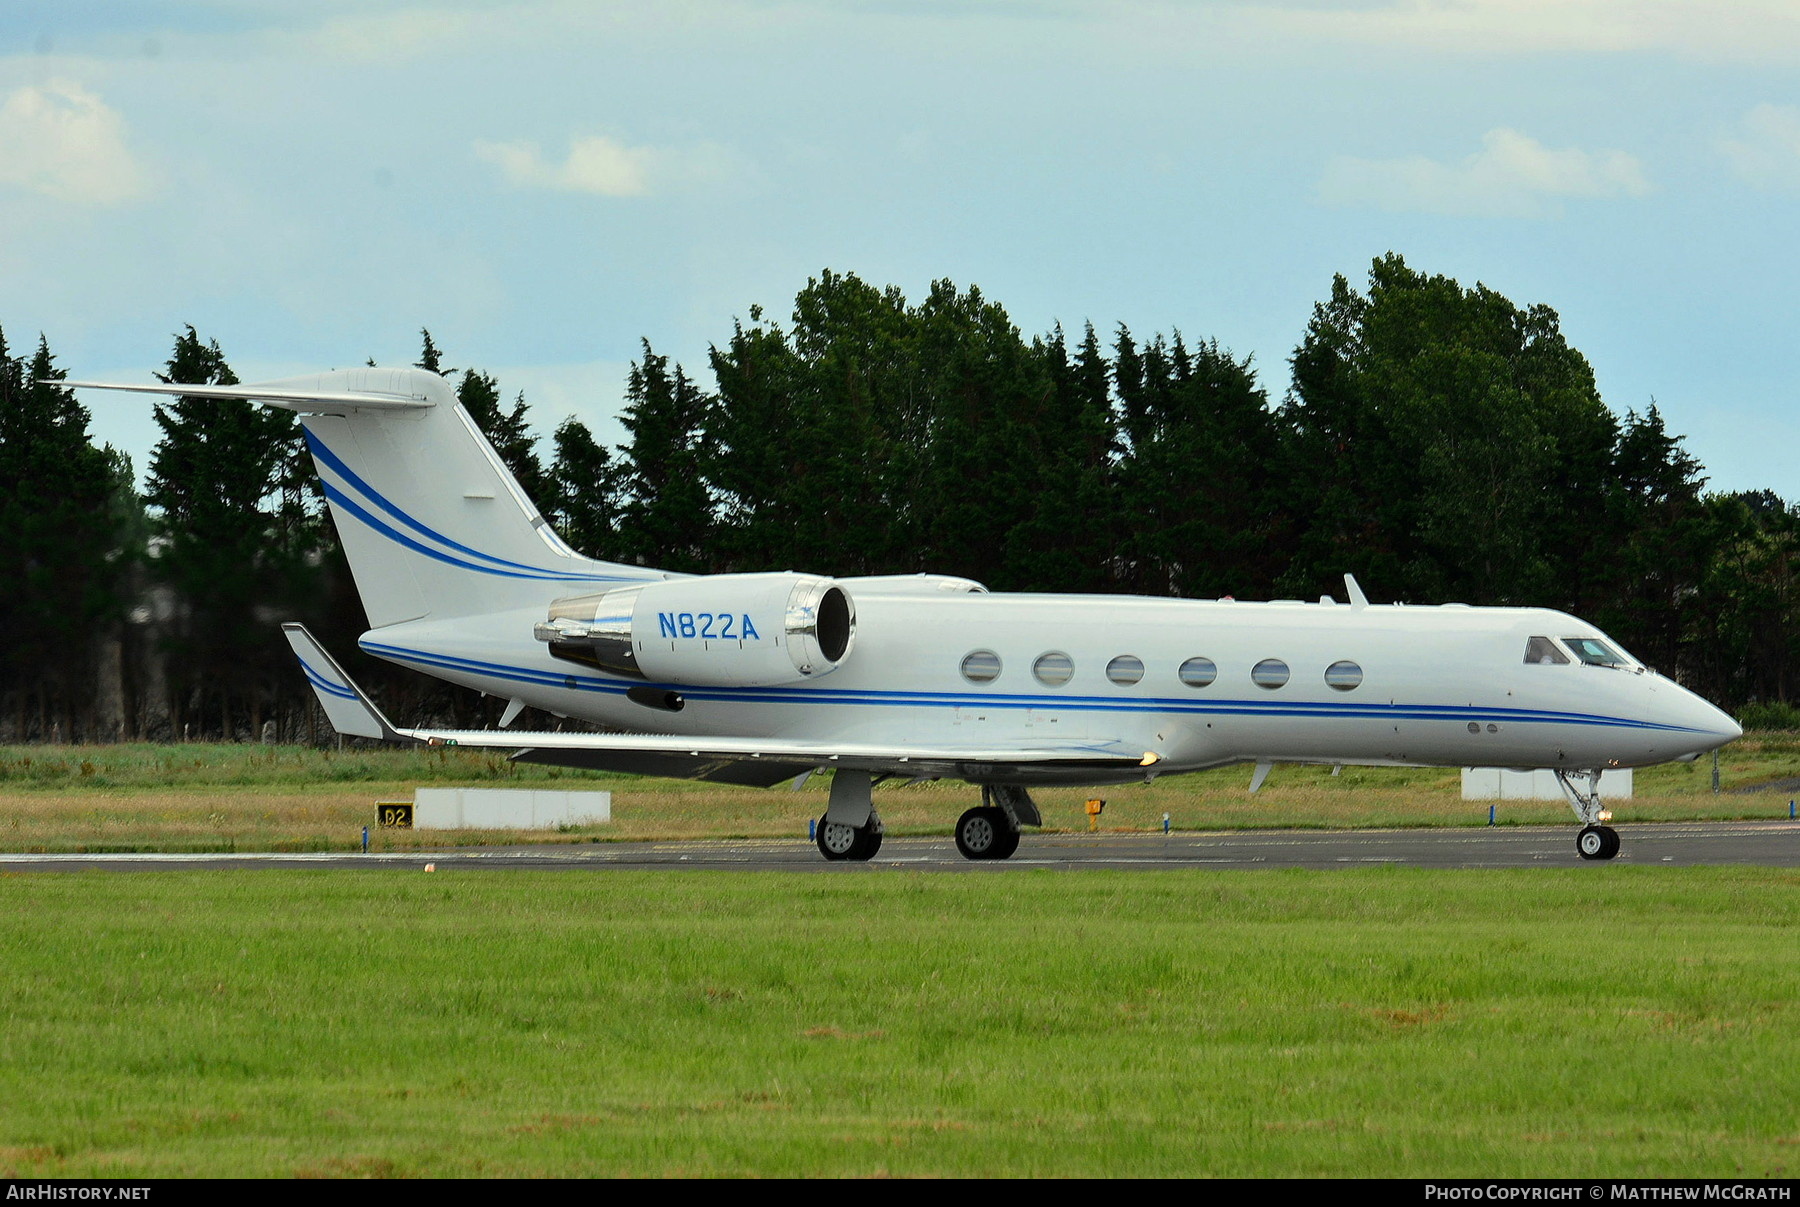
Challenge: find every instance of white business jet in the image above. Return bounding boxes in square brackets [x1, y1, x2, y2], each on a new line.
[68, 367, 1742, 863]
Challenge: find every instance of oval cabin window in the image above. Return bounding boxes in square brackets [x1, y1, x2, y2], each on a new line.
[1252, 659, 1290, 689]
[1106, 655, 1144, 685]
[1033, 651, 1075, 687]
[1324, 660, 1363, 691]
[961, 650, 1002, 683]
[1179, 657, 1217, 688]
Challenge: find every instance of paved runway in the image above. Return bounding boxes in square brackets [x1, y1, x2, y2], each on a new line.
[2, 821, 1796, 873]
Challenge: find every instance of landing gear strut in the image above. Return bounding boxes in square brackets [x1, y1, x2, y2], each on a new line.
[954, 785, 1039, 861]
[1555, 769, 1620, 861]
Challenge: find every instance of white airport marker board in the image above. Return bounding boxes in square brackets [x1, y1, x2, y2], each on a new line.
[412, 788, 612, 829]
[1460, 767, 1632, 801]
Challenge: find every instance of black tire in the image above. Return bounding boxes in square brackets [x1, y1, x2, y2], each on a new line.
[990, 825, 1020, 861]
[817, 814, 881, 862]
[954, 806, 1008, 860]
[1598, 825, 1620, 860]
[818, 816, 859, 861]
[1576, 825, 1609, 861]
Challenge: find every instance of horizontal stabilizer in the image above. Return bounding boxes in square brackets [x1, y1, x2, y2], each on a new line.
[62, 374, 431, 413]
[282, 623, 407, 741]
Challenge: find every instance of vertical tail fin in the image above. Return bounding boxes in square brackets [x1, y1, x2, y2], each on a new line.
[68, 367, 658, 627]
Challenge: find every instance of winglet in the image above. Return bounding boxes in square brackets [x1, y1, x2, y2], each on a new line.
[281, 623, 410, 742]
[1343, 573, 1370, 610]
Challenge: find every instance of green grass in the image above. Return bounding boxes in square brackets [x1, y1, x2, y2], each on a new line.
[0, 867, 1794, 1177]
[2, 739, 1798, 853]
[0, 742, 582, 790]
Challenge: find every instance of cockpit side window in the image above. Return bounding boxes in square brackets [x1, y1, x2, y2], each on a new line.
[1562, 637, 1628, 667]
[1524, 636, 1569, 665]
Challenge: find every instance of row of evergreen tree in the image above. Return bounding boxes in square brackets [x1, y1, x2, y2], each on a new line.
[3, 254, 1797, 743]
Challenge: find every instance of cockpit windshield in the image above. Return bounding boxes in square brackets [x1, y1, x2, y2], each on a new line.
[1523, 636, 1568, 665]
[1562, 637, 1630, 667]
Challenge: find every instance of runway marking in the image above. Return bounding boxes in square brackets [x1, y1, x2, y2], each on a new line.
[0, 822, 1790, 871]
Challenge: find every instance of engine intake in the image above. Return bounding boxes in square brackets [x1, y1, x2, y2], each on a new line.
[535, 572, 855, 687]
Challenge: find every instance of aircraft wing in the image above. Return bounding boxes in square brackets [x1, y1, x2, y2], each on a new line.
[283, 623, 1158, 787]
[407, 726, 1159, 787]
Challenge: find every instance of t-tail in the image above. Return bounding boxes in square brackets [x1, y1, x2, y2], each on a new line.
[65, 367, 657, 627]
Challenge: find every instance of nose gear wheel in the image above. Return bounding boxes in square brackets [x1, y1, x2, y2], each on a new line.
[1576, 824, 1620, 861]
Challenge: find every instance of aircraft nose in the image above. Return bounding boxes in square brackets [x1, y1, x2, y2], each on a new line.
[1675, 689, 1741, 751]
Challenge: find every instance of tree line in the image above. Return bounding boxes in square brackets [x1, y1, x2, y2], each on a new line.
[3, 253, 1796, 743]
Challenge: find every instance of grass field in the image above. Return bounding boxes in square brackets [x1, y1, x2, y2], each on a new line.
[3, 736, 1800, 853]
[0, 866, 1793, 1178]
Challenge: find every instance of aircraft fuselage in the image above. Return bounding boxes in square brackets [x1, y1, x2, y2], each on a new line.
[361, 588, 1739, 783]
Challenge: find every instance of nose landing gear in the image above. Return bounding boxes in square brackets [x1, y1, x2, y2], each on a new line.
[1556, 769, 1620, 861]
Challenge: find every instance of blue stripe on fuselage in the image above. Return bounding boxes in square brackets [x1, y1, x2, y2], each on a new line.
[358, 639, 1706, 734]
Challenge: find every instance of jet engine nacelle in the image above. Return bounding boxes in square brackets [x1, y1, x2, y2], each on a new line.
[534, 572, 855, 686]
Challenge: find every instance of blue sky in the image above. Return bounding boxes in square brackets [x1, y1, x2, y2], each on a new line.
[3, 1, 1798, 497]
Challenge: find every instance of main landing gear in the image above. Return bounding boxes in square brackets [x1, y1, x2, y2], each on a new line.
[809, 774, 1044, 863]
[817, 811, 883, 861]
[954, 807, 1017, 860]
[953, 785, 1041, 862]
[1555, 769, 1620, 861]
[816, 767, 883, 862]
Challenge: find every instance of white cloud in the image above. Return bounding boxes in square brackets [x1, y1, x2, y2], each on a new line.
[1237, 0, 1800, 63]
[0, 80, 152, 205]
[1317, 128, 1651, 218]
[1721, 104, 1800, 192]
[476, 135, 653, 197]
[474, 134, 738, 198]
